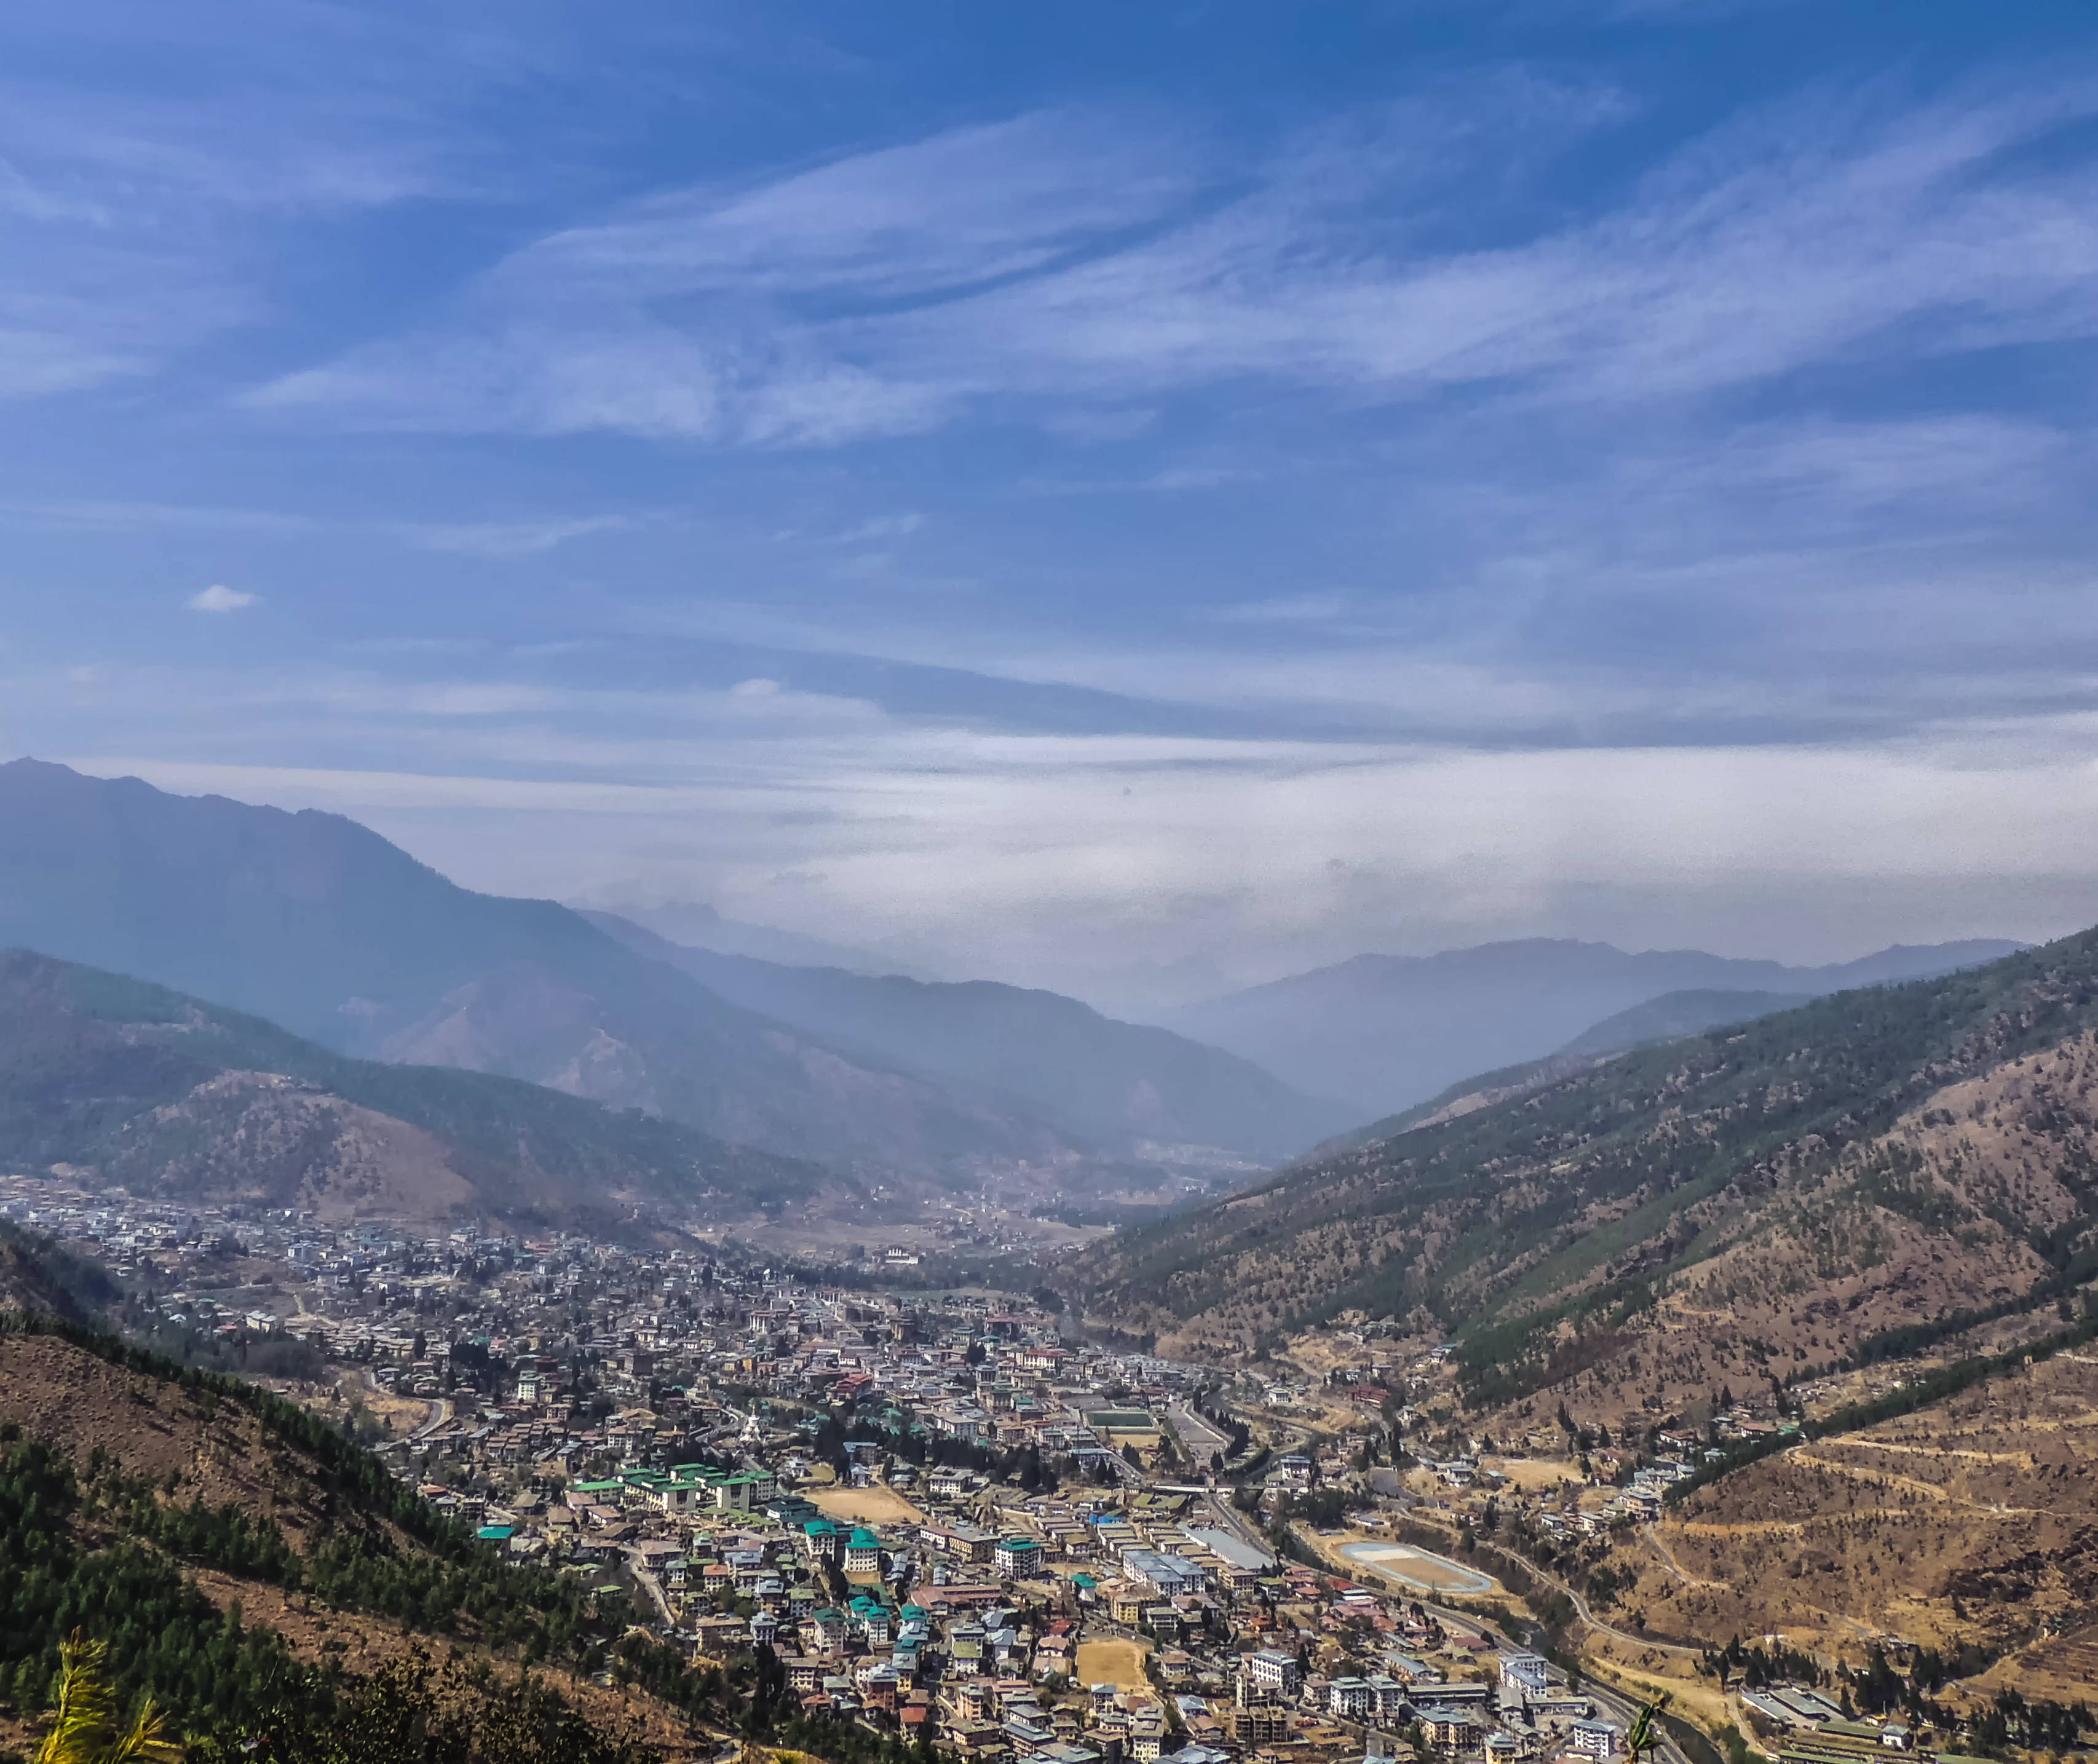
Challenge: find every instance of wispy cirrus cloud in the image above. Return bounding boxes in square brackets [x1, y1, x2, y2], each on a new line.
[247, 74, 2098, 445]
[0, 3, 485, 403]
[0, 496, 640, 558]
[248, 108, 1206, 443]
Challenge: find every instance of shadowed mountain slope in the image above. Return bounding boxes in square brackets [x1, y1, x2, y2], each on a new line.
[0, 760, 1313, 1177]
[1554, 987, 1815, 1055]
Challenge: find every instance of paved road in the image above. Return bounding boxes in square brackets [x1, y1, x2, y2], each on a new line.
[622, 1549, 678, 1626]
[1138, 1458, 1685, 1764]
[1496, 1533, 1702, 1661]
[1167, 1403, 1231, 1460]
[1286, 1517, 1692, 1764]
[1203, 1490, 1269, 1550]
[360, 1370, 451, 1442]
[1096, 1446, 1144, 1483]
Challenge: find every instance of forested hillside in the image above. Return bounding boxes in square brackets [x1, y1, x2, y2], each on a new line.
[1077, 930, 2098, 1422]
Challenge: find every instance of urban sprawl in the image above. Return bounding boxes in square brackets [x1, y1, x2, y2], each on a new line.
[1, 1177, 1931, 1764]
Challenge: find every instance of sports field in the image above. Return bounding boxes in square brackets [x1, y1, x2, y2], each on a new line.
[1339, 1540, 1498, 1597]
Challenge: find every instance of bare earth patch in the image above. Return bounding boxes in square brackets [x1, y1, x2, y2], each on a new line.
[808, 1484, 926, 1525]
[1075, 1637, 1155, 1695]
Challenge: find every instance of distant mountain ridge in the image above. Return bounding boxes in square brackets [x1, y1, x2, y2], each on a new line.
[582, 912, 1349, 1160]
[1163, 935, 2027, 1113]
[0, 760, 1334, 1179]
[0, 947, 818, 1225]
[1554, 986, 1815, 1055]
[592, 899, 927, 978]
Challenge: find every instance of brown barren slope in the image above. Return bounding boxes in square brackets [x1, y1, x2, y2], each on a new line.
[0, 1330, 352, 1546]
[1600, 1354, 2098, 1671]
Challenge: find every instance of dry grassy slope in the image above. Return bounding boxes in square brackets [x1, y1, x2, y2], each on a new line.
[0, 1331, 355, 1549]
[1487, 1031, 2098, 1436]
[1599, 1353, 2098, 1682]
[1079, 932, 2098, 1396]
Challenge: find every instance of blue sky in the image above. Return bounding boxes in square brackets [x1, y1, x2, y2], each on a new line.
[7, 0, 2098, 1008]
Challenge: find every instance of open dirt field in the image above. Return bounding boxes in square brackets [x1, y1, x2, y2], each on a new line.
[809, 1485, 925, 1525]
[1586, 1652, 1735, 1739]
[1075, 1637, 1154, 1691]
[1482, 1455, 1582, 1492]
[346, 1367, 434, 1434]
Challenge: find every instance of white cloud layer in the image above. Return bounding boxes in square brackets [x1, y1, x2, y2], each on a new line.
[50, 703, 2098, 1008]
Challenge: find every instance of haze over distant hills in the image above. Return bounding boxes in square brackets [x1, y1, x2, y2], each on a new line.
[0, 760, 1339, 1183]
[582, 912, 1348, 1160]
[587, 899, 932, 980]
[1162, 935, 2027, 1113]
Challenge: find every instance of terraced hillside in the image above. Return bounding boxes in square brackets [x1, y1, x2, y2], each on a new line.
[1076, 930, 2098, 1425]
[1593, 1350, 2098, 1682]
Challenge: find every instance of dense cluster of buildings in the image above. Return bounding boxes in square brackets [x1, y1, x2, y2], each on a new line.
[0, 1177, 1634, 1764]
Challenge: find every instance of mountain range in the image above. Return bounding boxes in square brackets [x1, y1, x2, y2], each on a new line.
[0, 758, 2045, 1231]
[1160, 935, 2026, 1114]
[580, 911, 1344, 1159]
[0, 761, 1340, 1189]
[588, 898, 928, 978]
